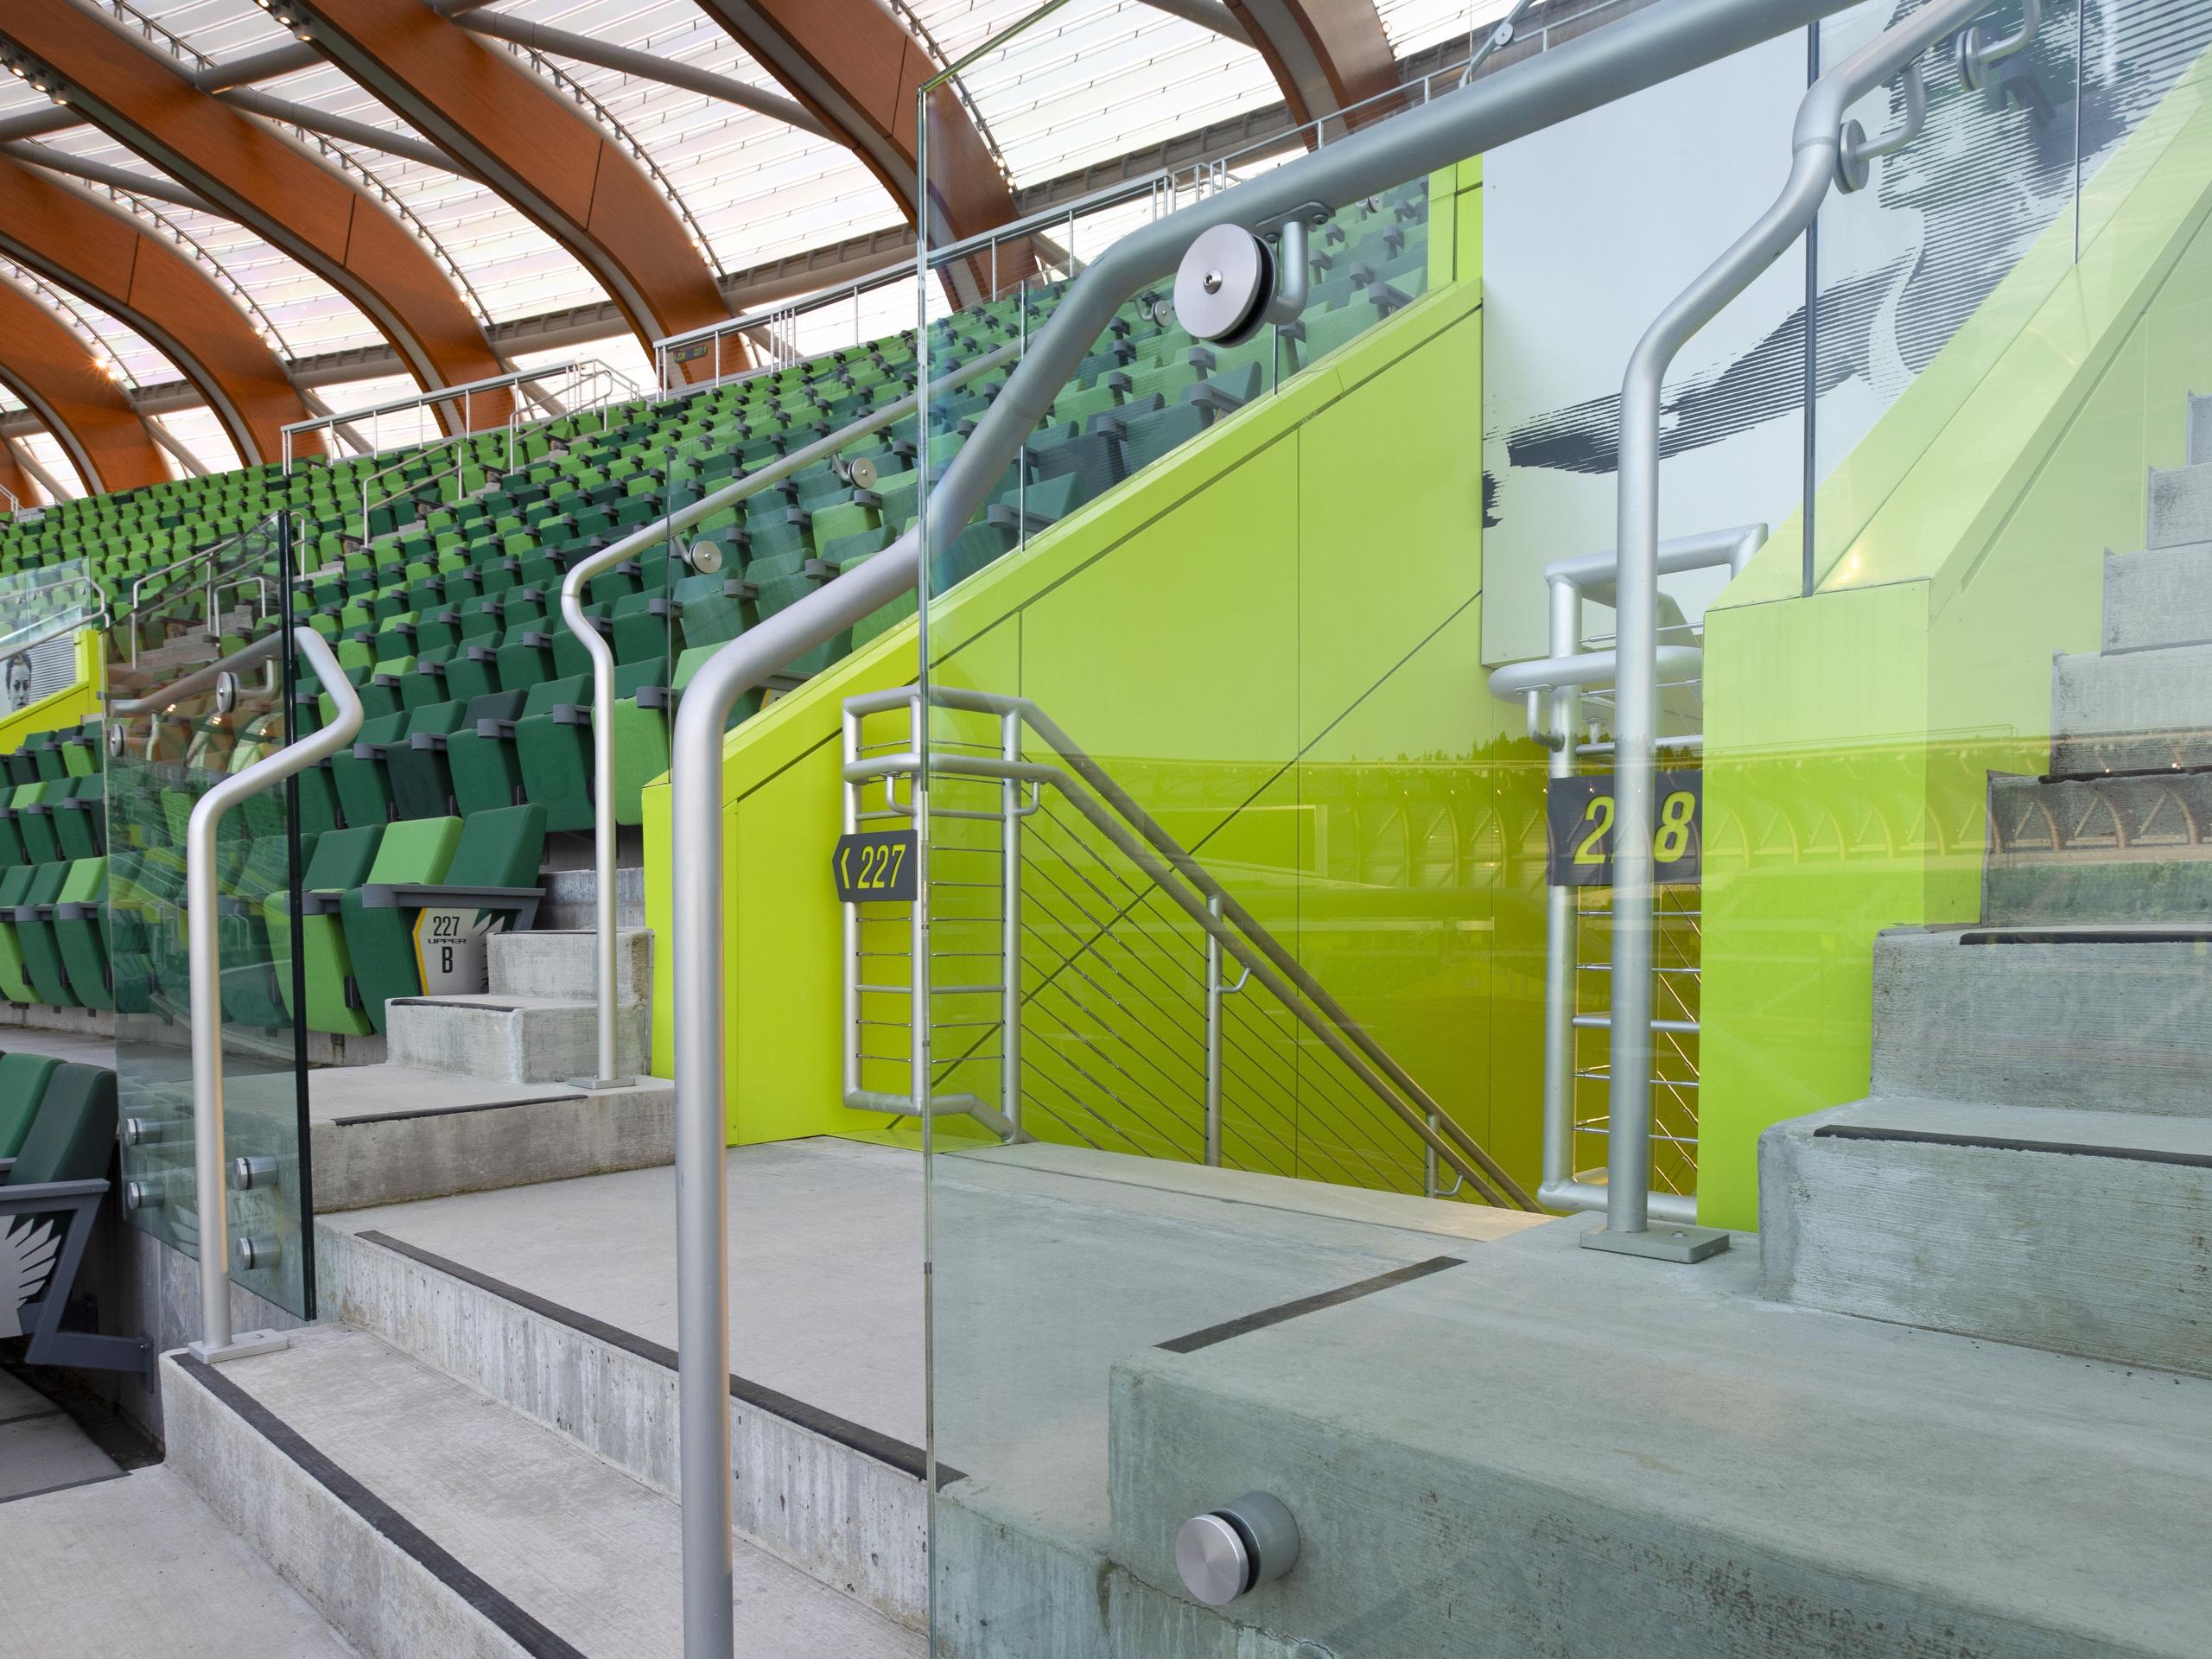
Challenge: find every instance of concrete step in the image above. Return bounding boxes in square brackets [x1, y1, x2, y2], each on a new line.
[317, 1223, 929, 1628]
[2189, 391, 2212, 465]
[1870, 925, 2212, 1116]
[487, 925, 651, 1002]
[385, 992, 648, 1084]
[2148, 459, 2212, 547]
[1983, 771, 2212, 922]
[1761, 1098, 2212, 1376]
[161, 1326, 923, 1659]
[2104, 541, 2212, 652]
[2050, 638, 2212, 773]
[1099, 1220, 2212, 1659]
[538, 863, 646, 931]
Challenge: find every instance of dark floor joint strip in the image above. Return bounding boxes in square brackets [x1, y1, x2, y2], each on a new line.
[353, 1230, 948, 1483]
[1159, 1255, 1467, 1355]
[180, 1355, 590, 1659]
[1815, 1124, 2212, 1169]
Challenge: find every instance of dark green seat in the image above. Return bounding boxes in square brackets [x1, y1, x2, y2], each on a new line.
[517, 658, 663, 832]
[14, 861, 78, 1007]
[0, 1052, 62, 1158]
[52, 857, 111, 1012]
[332, 709, 409, 827]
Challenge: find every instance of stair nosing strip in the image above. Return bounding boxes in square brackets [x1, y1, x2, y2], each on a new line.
[1954, 927, 2212, 945]
[1157, 1255, 1467, 1355]
[175, 1353, 593, 1659]
[332, 1093, 585, 1128]
[1813, 1124, 2212, 1170]
[350, 1230, 956, 1486]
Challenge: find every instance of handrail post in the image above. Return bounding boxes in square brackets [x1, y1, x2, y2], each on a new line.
[1590, 0, 1993, 1264]
[1001, 707, 1022, 1135]
[557, 548, 630, 1092]
[183, 626, 364, 1362]
[1204, 893, 1224, 1167]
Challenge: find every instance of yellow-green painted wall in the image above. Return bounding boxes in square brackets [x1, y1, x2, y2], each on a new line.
[1697, 54, 2212, 1229]
[0, 627, 104, 754]
[642, 157, 1554, 1192]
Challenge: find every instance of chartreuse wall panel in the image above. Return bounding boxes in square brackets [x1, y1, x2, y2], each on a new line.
[0, 627, 102, 758]
[639, 182, 1552, 1198]
[1697, 48, 2212, 1231]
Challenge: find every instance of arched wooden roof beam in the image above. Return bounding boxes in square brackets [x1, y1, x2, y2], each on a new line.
[0, 276, 168, 495]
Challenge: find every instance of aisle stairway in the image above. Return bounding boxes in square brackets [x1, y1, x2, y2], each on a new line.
[1761, 393, 2212, 1378]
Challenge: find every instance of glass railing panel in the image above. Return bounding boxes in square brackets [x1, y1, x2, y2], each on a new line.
[918, 10, 1501, 1645]
[109, 511, 315, 1319]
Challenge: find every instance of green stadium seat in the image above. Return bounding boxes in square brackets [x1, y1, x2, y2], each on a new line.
[267, 823, 385, 1035]
[340, 807, 543, 1028]
[0, 1052, 63, 1159]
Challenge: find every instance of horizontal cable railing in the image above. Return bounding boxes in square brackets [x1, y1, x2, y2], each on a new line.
[842, 685, 1537, 1210]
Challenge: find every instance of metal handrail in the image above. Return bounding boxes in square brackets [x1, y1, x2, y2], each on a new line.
[842, 686, 1537, 1207]
[556, 339, 1022, 1087]
[184, 625, 362, 1363]
[665, 4, 1862, 1646]
[1488, 524, 1764, 1227]
[280, 362, 567, 470]
[1600, 0, 2004, 1260]
[111, 627, 285, 719]
[124, 514, 284, 663]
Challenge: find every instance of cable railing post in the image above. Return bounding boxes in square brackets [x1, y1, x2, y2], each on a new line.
[182, 626, 362, 1363]
[1204, 892, 1224, 1167]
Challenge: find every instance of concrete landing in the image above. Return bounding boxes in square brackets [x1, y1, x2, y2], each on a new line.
[0, 1464, 355, 1658]
[1107, 1218, 2212, 1659]
[164, 1325, 918, 1658]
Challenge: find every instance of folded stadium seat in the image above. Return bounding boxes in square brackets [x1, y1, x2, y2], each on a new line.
[1117, 403, 1210, 476]
[215, 833, 292, 1029]
[1029, 431, 1122, 510]
[492, 613, 559, 691]
[331, 708, 413, 827]
[517, 656, 665, 832]
[0, 867, 39, 1003]
[550, 607, 613, 679]
[28, 731, 69, 783]
[13, 784, 61, 865]
[341, 805, 543, 1031]
[16, 861, 82, 1007]
[671, 572, 754, 652]
[933, 524, 1019, 593]
[52, 858, 112, 1012]
[0, 791, 29, 868]
[443, 677, 577, 817]
[1287, 302, 1378, 371]
[54, 775, 104, 861]
[0, 1052, 63, 1157]
[266, 823, 385, 1035]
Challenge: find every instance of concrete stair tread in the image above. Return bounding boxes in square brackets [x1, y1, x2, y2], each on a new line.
[2104, 540, 2212, 652]
[174, 1326, 920, 1657]
[1763, 1099, 2212, 1378]
[390, 992, 617, 1014]
[1872, 925, 2212, 1115]
[1798, 1094, 2212, 1160]
[2150, 458, 2212, 547]
[2050, 637, 2212, 772]
[1108, 1219, 2212, 1657]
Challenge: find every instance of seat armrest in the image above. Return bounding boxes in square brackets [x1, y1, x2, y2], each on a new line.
[0, 1177, 107, 1205]
[723, 580, 758, 601]
[408, 732, 449, 753]
[54, 902, 96, 922]
[356, 883, 547, 925]
[473, 718, 518, 740]
[352, 741, 391, 761]
[12, 905, 47, 923]
[633, 686, 671, 711]
[550, 704, 590, 727]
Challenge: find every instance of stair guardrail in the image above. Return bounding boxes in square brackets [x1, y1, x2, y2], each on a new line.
[1488, 524, 1764, 1227]
[556, 339, 1022, 1089]
[1599, 0, 2012, 1263]
[841, 686, 1538, 1204]
[665, 2, 1871, 1649]
[177, 624, 361, 1363]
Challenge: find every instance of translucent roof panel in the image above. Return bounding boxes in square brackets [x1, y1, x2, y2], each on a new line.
[1376, 0, 1519, 61]
[494, 0, 911, 278]
[909, 0, 1282, 189]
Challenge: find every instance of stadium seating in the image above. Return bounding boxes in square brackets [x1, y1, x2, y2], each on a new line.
[0, 184, 1429, 1033]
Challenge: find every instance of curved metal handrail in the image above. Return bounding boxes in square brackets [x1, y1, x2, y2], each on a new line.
[184, 625, 362, 1363]
[556, 338, 1020, 1086]
[1600, 0, 2005, 1254]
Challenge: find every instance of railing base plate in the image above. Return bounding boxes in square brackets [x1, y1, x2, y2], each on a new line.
[188, 1329, 291, 1365]
[567, 1074, 639, 1092]
[1579, 1221, 1731, 1264]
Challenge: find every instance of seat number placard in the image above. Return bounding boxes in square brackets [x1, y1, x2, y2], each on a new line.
[833, 830, 917, 903]
[413, 906, 499, 995]
[1546, 772, 1702, 887]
